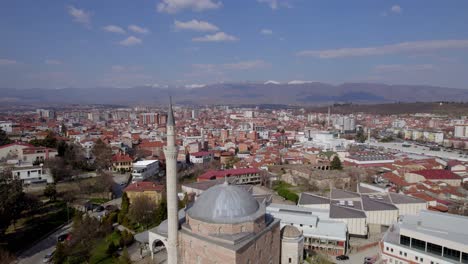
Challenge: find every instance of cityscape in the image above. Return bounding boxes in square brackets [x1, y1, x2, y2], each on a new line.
[1, 1, 468, 264]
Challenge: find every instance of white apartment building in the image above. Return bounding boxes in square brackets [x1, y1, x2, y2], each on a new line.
[131, 160, 159, 182]
[12, 166, 54, 184]
[381, 210, 468, 264]
[0, 121, 13, 133]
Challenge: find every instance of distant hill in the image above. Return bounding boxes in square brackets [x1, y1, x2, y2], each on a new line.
[0, 82, 467, 105]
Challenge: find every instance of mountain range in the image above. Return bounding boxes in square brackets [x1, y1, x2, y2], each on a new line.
[1, 82, 467, 105]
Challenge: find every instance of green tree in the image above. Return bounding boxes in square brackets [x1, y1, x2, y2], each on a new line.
[355, 130, 366, 143]
[128, 196, 157, 228]
[0, 128, 11, 146]
[0, 168, 25, 234]
[154, 198, 167, 226]
[92, 139, 113, 171]
[330, 156, 343, 170]
[43, 184, 57, 201]
[118, 193, 130, 224]
[118, 247, 131, 264]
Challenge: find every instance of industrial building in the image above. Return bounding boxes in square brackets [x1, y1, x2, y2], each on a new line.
[381, 210, 468, 264]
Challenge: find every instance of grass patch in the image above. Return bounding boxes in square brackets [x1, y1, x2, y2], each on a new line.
[273, 181, 299, 203]
[89, 231, 122, 264]
[89, 198, 111, 204]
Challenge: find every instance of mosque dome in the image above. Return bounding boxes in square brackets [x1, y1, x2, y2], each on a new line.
[281, 225, 302, 239]
[187, 182, 260, 224]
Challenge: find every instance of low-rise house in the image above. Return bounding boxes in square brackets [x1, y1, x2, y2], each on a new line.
[20, 146, 58, 164]
[12, 165, 53, 184]
[197, 168, 261, 185]
[0, 142, 34, 161]
[189, 151, 213, 164]
[131, 160, 159, 182]
[405, 169, 462, 187]
[112, 153, 133, 172]
[124, 181, 165, 204]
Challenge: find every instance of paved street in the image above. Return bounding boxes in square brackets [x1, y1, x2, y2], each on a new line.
[17, 223, 71, 264]
[336, 245, 381, 264]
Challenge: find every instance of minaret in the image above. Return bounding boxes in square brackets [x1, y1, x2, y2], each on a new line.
[164, 97, 179, 264]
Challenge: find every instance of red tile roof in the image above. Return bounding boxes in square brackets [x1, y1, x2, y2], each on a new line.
[410, 169, 461, 180]
[0, 142, 34, 150]
[198, 168, 260, 181]
[382, 172, 410, 187]
[124, 181, 164, 192]
[112, 153, 133, 162]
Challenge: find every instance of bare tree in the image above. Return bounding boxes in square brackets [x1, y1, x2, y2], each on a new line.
[128, 195, 157, 228]
[92, 139, 113, 171]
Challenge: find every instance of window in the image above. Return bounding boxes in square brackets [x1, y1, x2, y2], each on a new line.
[427, 242, 442, 256]
[463, 252, 468, 264]
[288, 258, 292, 263]
[415, 256, 418, 261]
[420, 258, 423, 262]
[404, 252, 407, 257]
[386, 247, 389, 251]
[400, 235, 411, 246]
[443, 247, 461, 262]
[399, 251, 402, 256]
[411, 238, 426, 251]
[391, 248, 394, 253]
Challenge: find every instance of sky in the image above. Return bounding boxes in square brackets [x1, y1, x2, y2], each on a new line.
[1, 0, 468, 89]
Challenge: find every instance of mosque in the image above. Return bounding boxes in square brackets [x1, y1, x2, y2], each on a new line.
[142, 100, 304, 264]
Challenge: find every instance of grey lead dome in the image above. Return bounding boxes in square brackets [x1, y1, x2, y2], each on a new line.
[187, 182, 260, 224]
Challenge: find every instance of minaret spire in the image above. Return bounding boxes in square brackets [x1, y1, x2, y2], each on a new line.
[164, 97, 179, 264]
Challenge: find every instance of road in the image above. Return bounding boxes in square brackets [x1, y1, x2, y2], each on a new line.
[16, 223, 72, 264]
[336, 245, 381, 264]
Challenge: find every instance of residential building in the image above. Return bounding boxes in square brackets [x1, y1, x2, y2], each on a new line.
[112, 153, 133, 172]
[197, 168, 261, 185]
[12, 165, 53, 184]
[405, 169, 462, 187]
[131, 160, 159, 182]
[189, 151, 213, 164]
[124, 181, 165, 204]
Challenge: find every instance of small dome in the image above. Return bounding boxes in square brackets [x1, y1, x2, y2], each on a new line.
[281, 225, 302, 238]
[187, 182, 260, 224]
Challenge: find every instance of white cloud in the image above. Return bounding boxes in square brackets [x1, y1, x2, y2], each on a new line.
[184, 84, 206, 89]
[174, 19, 219, 32]
[192, 32, 238, 42]
[157, 0, 222, 14]
[0, 59, 17, 65]
[288, 80, 315, 85]
[45, 59, 62, 65]
[258, 0, 278, 9]
[391, 5, 402, 14]
[260, 29, 273, 35]
[67, 6, 91, 26]
[119, 36, 142, 46]
[297, 39, 468, 58]
[102, 25, 126, 34]
[128, 25, 150, 34]
[264, 80, 280, 85]
[257, 0, 291, 10]
[374, 64, 435, 73]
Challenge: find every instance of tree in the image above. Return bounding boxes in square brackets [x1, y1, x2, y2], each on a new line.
[0, 128, 11, 146]
[93, 171, 114, 193]
[330, 156, 343, 170]
[92, 139, 113, 171]
[118, 248, 131, 264]
[44, 157, 73, 182]
[154, 198, 167, 226]
[0, 168, 25, 234]
[355, 129, 366, 143]
[128, 195, 157, 228]
[118, 193, 130, 225]
[0, 248, 15, 263]
[44, 184, 57, 201]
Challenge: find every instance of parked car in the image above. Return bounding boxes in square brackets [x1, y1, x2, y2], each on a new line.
[43, 251, 55, 263]
[336, 255, 349, 261]
[364, 257, 375, 264]
[57, 233, 69, 242]
[95, 205, 105, 212]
